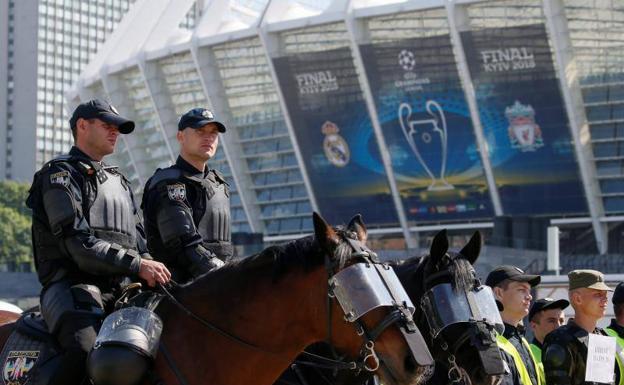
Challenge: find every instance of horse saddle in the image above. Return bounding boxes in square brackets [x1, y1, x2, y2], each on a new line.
[0, 312, 62, 385]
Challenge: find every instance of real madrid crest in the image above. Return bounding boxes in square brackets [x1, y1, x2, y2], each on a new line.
[322, 121, 350, 168]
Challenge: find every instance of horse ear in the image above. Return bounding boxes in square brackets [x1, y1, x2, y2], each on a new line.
[347, 214, 367, 243]
[459, 231, 482, 265]
[429, 229, 449, 260]
[313, 212, 340, 251]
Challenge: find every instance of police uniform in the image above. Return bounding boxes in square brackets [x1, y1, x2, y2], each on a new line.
[141, 108, 230, 284]
[26, 100, 147, 385]
[487, 266, 543, 385]
[542, 270, 621, 385]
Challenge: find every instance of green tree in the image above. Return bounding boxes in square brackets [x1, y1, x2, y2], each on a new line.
[0, 181, 32, 270]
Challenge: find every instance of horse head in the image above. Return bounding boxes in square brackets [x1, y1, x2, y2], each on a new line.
[158, 212, 433, 385]
[312, 212, 434, 385]
[397, 230, 506, 385]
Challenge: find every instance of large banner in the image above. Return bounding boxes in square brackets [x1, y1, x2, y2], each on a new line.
[461, 24, 587, 215]
[360, 35, 493, 222]
[272, 47, 399, 226]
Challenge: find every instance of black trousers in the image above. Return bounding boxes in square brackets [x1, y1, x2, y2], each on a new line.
[49, 313, 100, 385]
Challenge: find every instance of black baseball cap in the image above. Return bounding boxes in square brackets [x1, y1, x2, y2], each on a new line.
[613, 282, 624, 304]
[178, 108, 226, 133]
[528, 298, 569, 321]
[485, 265, 541, 288]
[69, 99, 135, 134]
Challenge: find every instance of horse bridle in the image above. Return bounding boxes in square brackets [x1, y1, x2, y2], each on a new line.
[289, 235, 428, 385]
[416, 256, 499, 385]
[158, 234, 420, 385]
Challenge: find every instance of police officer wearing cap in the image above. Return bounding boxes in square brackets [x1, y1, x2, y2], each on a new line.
[26, 99, 171, 385]
[487, 265, 543, 385]
[542, 269, 621, 385]
[141, 108, 230, 284]
[605, 282, 624, 382]
[528, 298, 569, 375]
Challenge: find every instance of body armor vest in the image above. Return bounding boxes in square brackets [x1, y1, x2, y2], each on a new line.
[30, 158, 136, 285]
[88, 168, 136, 250]
[187, 173, 233, 259]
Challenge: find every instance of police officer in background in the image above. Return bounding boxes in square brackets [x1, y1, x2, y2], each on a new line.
[26, 99, 171, 385]
[528, 298, 569, 373]
[486, 265, 543, 385]
[141, 108, 230, 284]
[605, 282, 624, 380]
[543, 269, 621, 385]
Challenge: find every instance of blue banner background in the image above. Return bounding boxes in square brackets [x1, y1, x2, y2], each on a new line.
[360, 35, 493, 222]
[461, 24, 587, 215]
[272, 47, 399, 226]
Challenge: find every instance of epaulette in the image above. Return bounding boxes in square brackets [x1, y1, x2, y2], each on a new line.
[211, 169, 229, 185]
[145, 167, 183, 191]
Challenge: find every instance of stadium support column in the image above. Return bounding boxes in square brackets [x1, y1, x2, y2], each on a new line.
[99, 71, 145, 187]
[190, 38, 261, 233]
[257, 27, 320, 215]
[544, 0, 607, 254]
[344, 13, 416, 249]
[446, 3, 503, 217]
[137, 56, 176, 164]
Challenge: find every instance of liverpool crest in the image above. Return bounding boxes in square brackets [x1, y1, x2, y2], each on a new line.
[3, 351, 39, 385]
[322, 121, 350, 168]
[167, 183, 186, 202]
[505, 100, 544, 152]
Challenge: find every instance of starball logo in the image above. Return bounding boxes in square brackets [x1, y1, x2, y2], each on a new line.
[480, 47, 536, 72]
[295, 71, 339, 95]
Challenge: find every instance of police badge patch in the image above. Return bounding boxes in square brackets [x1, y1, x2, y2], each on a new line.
[49, 171, 70, 187]
[3, 351, 39, 385]
[167, 184, 186, 202]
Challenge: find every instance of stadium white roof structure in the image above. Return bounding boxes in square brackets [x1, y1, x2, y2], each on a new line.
[67, 0, 624, 252]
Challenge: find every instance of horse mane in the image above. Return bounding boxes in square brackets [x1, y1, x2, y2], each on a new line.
[177, 228, 356, 298]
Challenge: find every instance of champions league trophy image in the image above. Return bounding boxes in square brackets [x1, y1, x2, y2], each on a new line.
[505, 100, 544, 152]
[399, 100, 454, 191]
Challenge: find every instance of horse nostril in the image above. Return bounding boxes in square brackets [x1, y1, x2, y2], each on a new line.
[404, 353, 417, 374]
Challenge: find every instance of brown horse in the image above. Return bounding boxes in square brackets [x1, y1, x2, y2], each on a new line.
[0, 213, 432, 385]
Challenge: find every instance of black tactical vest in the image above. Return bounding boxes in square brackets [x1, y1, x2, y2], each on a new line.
[28, 157, 136, 285]
[186, 172, 232, 259]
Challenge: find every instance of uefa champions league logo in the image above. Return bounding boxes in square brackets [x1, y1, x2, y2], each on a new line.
[398, 50, 416, 71]
[398, 100, 454, 191]
[505, 100, 544, 152]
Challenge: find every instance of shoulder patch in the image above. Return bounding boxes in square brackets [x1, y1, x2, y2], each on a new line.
[49, 170, 70, 187]
[167, 183, 186, 202]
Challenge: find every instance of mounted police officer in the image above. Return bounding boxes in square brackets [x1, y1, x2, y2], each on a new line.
[543, 270, 621, 385]
[486, 265, 543, 385]
[141, 108, 230, 284]
[528, 298, 568, 375]
[26, 99, 171, 385]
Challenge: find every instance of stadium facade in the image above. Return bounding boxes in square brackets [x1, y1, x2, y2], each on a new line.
[67, 0, 624, 253]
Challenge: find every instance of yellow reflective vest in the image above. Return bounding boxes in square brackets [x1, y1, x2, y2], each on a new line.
[603, 327, 624, 385]
[529, 342, 545, 385]
[496, 334, 544, 385]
